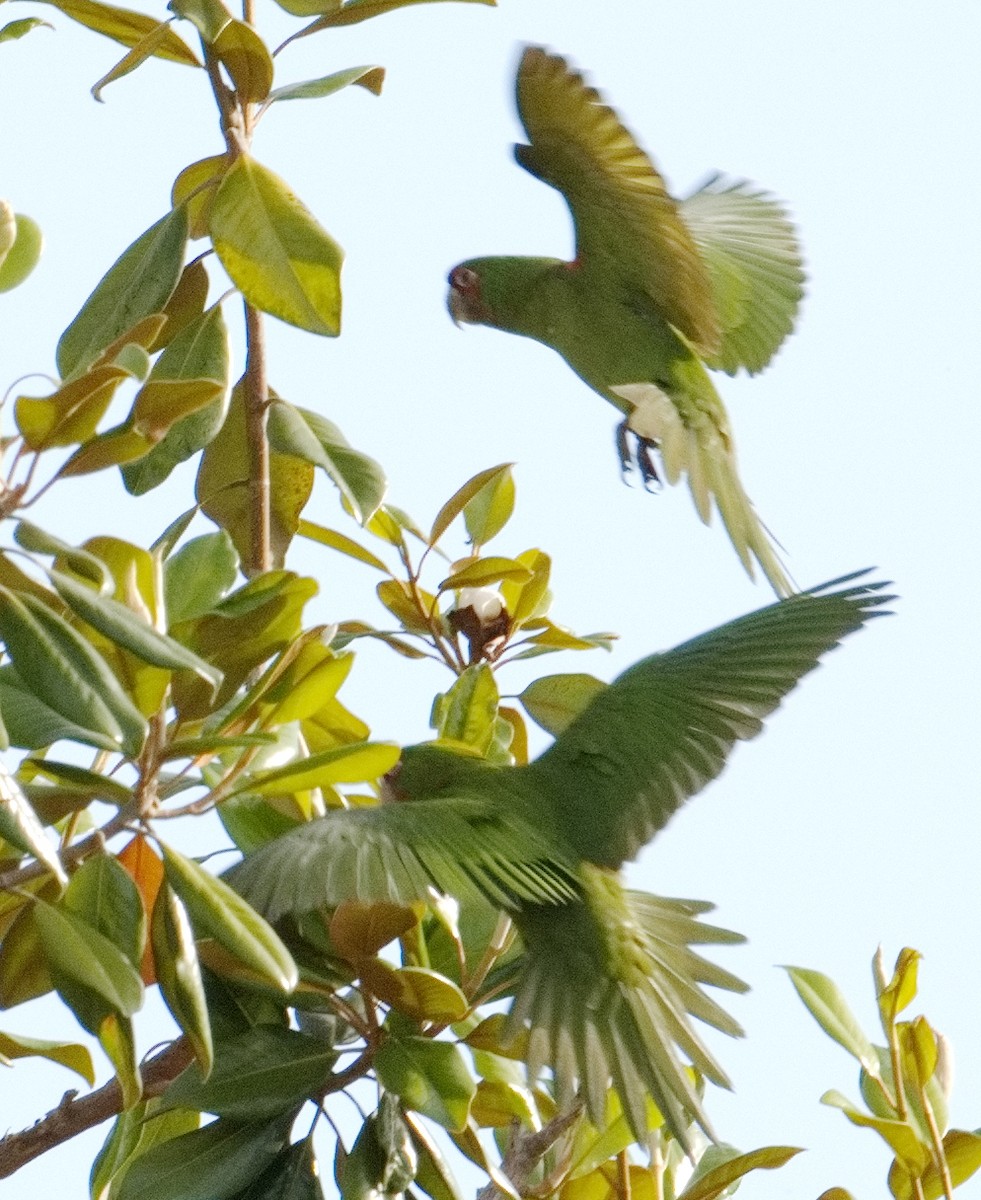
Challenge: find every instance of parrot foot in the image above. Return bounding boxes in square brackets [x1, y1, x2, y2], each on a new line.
[615, 420, 661, 492]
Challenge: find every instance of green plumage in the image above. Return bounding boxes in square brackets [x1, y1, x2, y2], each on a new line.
[230, 575, 891, 1150]
[448, 48, 806, 596]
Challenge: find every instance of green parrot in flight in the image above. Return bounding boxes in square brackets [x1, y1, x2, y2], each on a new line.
[230, 573, 890, 1149]
[447, 47, 806, 597]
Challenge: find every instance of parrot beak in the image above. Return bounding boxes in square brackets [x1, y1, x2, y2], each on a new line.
[447, 283, 468, 328]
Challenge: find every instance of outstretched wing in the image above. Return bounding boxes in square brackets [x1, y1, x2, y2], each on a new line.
[514, 46, 720, 355]
[680, 175, 806, 375]
[531, 573, 893, 869]
[228, 796, 578, 920]
[510, 887, 747, 1152]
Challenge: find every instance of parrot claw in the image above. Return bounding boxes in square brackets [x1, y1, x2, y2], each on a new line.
[615, 420, 661, 492]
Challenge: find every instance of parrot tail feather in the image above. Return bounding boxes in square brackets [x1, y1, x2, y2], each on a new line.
[507, 887, 746, 1155]
[614, 382, 796, 597]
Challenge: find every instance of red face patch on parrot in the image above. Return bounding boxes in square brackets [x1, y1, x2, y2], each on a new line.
[447, 265, 492, 326]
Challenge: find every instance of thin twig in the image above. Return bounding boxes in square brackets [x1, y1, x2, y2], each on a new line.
[0, 1038, 194, 1179]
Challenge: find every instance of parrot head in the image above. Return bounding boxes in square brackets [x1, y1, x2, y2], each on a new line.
[447, 256, 563, 332]
[447, 263, 491, 327]
[384, 741, 498, 803]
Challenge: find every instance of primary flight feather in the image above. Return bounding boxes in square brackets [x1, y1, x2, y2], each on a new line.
[230, 574, 890, 1150]
[448, 47, 806, 596]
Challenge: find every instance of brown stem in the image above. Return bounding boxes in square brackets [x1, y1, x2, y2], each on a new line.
[0, 1038, 193, 1179]
[474, 1105, 583, 1200]
[0, 803, 140, 893]
[244, 302, 272, 575]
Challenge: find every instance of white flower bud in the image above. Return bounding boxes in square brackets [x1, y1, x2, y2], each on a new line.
[456, 586, 504, 622]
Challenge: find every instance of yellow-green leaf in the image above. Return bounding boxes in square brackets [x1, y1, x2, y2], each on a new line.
[429, 464, 512, 547]
[330, 899, 417, 960]
[212, 18, 273, 102]
[161, 843, 298, 992]
[0, 212, 43, 292]
[266, 64, 383, 105]
[209, 154, 342, 335]
[152, 884, 213, 1076]
[0, 1030, 94, 1083]
[172, 155, 229, 240]
[32, 0, 199, 61]
[239, 741, 400, 796]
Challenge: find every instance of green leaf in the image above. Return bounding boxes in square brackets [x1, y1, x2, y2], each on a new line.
[266, 401, 385, 523]
[34, 899, 145, 1023]
[0, 1029, 94, 1083]
[65, 854, 146, 971]
[0, 17, 53, 42]
[438, 556, 530, 591]
[678, 1145, 803, 1200]
[0, 212, 43, 291]
[785, 966, 880, 1074]
[235, 741, 400, 796]
[212, 18, 273, 102]
[163, 532, 238, 624]
[519, 673, 606, 736]
[90, 1099, 200, 1200]
[821, 1090, 930, 1172]
[429, 464, 512, 547]
[167, 0, 231, 41]
[0, 664, 121, 753]
[403, 1112, 465, 1200]
[499, 549, 551, 626]
[49, 570, 222, 694]
[196, 383, 314, 569]
[161, 1027, 334, 1119]
[282, 0, 493, 30]
[297, 520, 389, 573]
[381, 967, 469, 1023]
[266, 64, 384, 105]
[97, 1011, 142, 1110]
[116, 1116, 289, 1200]
[121, 305, 231, 494]
[15, 521, 113, 588]
[23, 759, 132, 805]
[375, 1034, 474, 1131]
[0, 586, 148, 755]
[877, 947, 922, 1030]
[161, 843, 298, 992]
[432, 665, 498, 752]
[91, 17, 191, 100]
[338, 1097, 416, 1200]
[15, 363, 130, 450]
[238, 1139, 325, 1200]
[31, 0, 198, 61]
[0, 902, 53, 1008]
[57, 207, 189, 378]
[463, 465, 514, 546]
[0, 760, 68, 886]
[209, 154, 342, 335]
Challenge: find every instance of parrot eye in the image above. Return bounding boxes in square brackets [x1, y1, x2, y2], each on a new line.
[449, 266, 480, 293]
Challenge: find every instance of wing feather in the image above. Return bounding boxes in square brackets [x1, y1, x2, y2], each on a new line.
[680, 175, 806, 375]
[515, 46, 720, 354]
[228, 797, 578, 921]
[531, 573, 893, 868]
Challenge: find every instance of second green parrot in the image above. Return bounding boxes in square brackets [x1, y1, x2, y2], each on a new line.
[230, 574, 890, 1149]
[448, 47, 806, 597]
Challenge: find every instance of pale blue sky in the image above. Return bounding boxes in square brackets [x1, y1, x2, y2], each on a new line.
[2, 2, 980, 1196]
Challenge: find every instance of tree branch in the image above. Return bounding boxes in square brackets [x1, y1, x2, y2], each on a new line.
[0, 1038, 193, 1179]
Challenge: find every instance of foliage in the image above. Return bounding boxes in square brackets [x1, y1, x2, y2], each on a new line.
[789, 949, 981, 1200]
[0, 1, 902, 1198]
